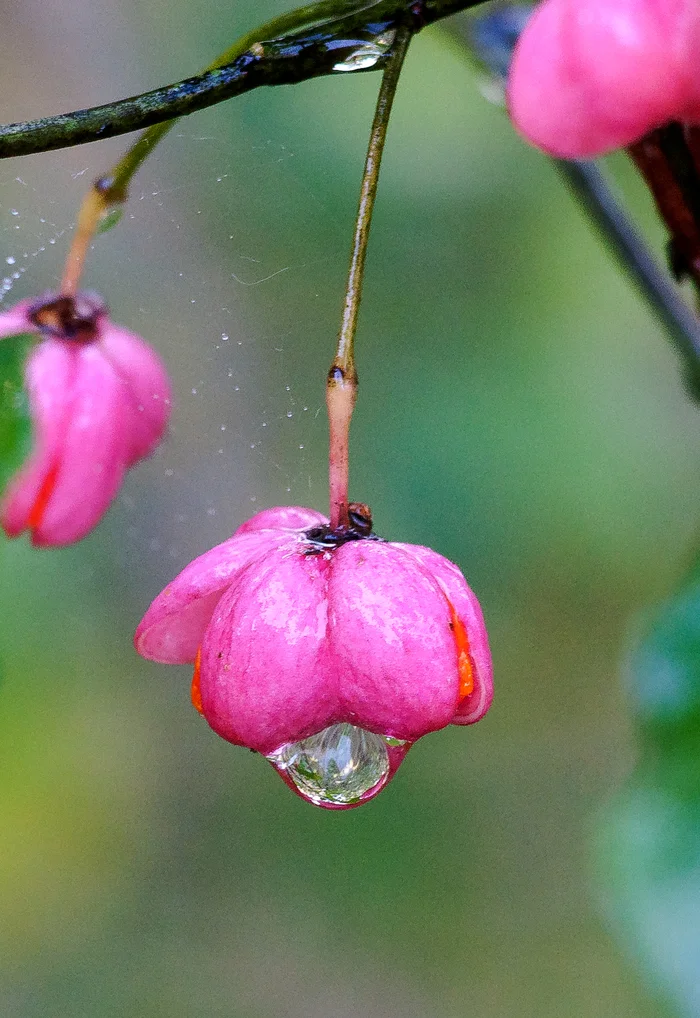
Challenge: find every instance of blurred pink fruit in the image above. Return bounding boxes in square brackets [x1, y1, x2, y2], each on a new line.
[0, 292, 171, 546]
[508, 0, 700, 157]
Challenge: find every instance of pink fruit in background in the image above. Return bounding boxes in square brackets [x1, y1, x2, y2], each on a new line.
[508, 0, 700, 158]
[0, 292, 171, 547]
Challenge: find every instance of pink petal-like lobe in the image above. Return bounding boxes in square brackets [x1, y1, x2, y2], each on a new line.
[0, 300, 35, 339]
[395, 543, 493, 724]
[329, 541, 464, 741]
[30, 344, 130, 546]
[135, 528, 292, 663]
[99, 321, 171, 465]
[199, 544, 337, 755]
[233, 505, 327, 536]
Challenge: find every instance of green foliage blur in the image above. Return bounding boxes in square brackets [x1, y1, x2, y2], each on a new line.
[0, 333, 31, 495]
[0, 2, 699, 1015]
[598, 556, 700, 1018]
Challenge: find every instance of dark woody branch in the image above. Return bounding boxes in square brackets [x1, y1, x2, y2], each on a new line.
[0, 0, 484, 160]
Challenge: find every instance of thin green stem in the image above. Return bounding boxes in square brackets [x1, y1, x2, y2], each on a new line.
[0, 0, 483, 160]
[327, 23, 411, 529]
[333, 22, 411, 376]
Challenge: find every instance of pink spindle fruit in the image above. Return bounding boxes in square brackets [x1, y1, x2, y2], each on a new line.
[135, 504, 493, 809]
[0, 292, 171, 546]
[508, 0, 700, 158]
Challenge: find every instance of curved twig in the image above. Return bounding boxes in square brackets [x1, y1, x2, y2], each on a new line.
[0, 0, 482, 160]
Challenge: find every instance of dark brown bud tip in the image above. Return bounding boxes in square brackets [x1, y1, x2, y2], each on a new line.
[94, 175, 126, 204]
[29, 292, 106, 342]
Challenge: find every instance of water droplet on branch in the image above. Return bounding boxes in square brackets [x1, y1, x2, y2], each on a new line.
[332, 30, 396, 73]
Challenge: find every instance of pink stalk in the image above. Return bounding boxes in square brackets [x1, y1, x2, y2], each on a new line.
[326, 367, 356, 530]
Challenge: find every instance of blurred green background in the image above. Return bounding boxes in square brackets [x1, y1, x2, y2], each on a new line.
[1, 1, 699, 1015]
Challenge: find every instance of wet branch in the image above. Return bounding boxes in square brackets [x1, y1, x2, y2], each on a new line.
[0, 0, 484, 160]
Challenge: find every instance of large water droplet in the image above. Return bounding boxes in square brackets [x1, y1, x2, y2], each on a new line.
[267, 723, 393, 806]
[332, 30, 396, 72]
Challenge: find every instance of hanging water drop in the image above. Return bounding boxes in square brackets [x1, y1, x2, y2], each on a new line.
[267, 723, 394, 806]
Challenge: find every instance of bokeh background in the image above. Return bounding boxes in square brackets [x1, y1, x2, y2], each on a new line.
[1, 1, 698, 1015]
